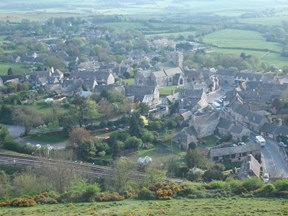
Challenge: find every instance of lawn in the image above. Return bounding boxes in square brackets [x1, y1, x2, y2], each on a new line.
[1, 197, 288, 216]
[159, 85, 183, 95]
[122, 78, 135, 85]
[202, 29, 282, 52]
[0, 63, 30, 75]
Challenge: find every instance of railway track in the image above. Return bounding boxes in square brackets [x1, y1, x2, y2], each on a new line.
[0, 153, 144, 179]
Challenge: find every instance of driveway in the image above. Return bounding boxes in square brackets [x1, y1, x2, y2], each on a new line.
[4, 124, 25, 139]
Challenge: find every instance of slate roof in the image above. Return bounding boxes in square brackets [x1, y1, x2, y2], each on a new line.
[231, 101, 249, 117]
[246, 111, 265, 125]
[274, 126, 288, 137]
[231, 125, 244, 134]
[235, 72, 262, 81]
[210, 143, 261, 158]
[260, 122, 277, 134]
[217, 117, 233, 130]
[0, 75, 24, 83]
[153, 70, 166, 78]
[164, 67, 182, 76]
[125, 85, 156, 96]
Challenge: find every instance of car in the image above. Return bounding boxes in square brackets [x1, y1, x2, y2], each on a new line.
[278, 142, 287, 147]
[103, 127, 110, 132]
[263, 173, 269, 183]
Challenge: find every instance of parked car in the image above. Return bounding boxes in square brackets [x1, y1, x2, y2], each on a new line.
[263, 173, 269, 183]
[278, 142, 287, 147]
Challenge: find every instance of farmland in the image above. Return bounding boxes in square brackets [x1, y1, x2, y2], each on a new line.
[1, 197, 287, 216]
[202, 29, 282, 52]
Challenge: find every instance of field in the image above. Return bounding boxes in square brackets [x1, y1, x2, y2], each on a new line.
[1, 197, 288, 216]
[214, 48, 288, 67]
[202, 29, 282, 52]
[240, 15, 288, 26]
[0, 63, 30, 75]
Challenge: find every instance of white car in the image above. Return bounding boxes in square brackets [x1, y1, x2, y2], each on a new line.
[263, 173, 269, 183]
[279, 142, 287, 148]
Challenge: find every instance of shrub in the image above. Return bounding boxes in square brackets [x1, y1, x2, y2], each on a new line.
[243, 177, 264, 192]
[149, 183, 182, 200]
[206, 180, 230, 190]
[138, 188, 156, 200]
[10, 197, 36, 207]
[82, 185, 101, 202]
[186, 168, 204, 182]
[274, 179, 288, 191]
[96, 192, 125, 202]
[228, 179, 244, 195]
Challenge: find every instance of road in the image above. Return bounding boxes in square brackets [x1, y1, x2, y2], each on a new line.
[262, 138, 288, 178]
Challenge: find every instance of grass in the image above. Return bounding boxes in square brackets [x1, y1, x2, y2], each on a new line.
[159, 86, 183, 95]
[214, 48, 288, 67]
[202, 29, 282, 52]
[26, 132, 67, 144]
[202, 135, 218, 147]
[122, 78, 135, 85]
[1, 197, 288, 215]
[240, 15, 288, 26]
[0, 63, 30, 75]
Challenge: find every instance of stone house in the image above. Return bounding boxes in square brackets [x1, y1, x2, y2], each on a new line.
[229, 101, 249, 122]
[124, 85, 160, 108]
[135, 67, 184, 87]
[243, 111, 267, 132]
[191, 110, 220, 138]
[230, 124, 250, 140]
[260, 122, 276, 138]
[177, 89, 209, 112]
[171, 126, 198, 150]
[237, 154, 262, 179]
[209, 143, 261, 163]
[0, 75, 25, 85]
[216, 117, 233, 136]
[69, 71, 115, 86]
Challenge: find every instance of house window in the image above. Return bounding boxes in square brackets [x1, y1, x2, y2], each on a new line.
[231, 154, 236, 159]
[179, 78, 183, 85]
[213, 156, 219, 161]
[242, 152, 247, 157]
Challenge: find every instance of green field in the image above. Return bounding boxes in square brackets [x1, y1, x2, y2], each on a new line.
[240, 15, 288, 26]
[26, 132, 67, 144]
[214, 48, 288, 67]
[1, 197, 288, 216]
[202, 29, 282, 52]
[0, 63, 30, 75]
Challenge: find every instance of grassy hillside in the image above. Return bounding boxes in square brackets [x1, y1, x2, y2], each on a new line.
[202, 29, 282, 52]
[1, 197, 288, 216]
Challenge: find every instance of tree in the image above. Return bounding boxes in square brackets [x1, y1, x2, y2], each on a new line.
[12, 107, 43, 135]
[77, 138, 96, 160]
[7, 67, 13, 75]
[129, 113, 143, 137]
[203, 164, 225, 182]
[98, 98, 114, 119]
[124, 136, 143, 149]
[143, 166, 166, 187]
[0, 171, 9, 198]
[69, 128, 91, 149]
[70, 96, 98, 127]
[110, 157, 136, 192]
[185, 148, 204, 169]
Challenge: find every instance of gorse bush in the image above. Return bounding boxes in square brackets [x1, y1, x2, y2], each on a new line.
[96, 192, 125, 202]
[242, 177, 264, 192]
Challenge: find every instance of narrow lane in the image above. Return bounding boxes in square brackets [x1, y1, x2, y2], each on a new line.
[262, 138, 288, 178]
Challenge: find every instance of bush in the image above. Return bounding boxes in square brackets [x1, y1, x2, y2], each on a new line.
[186, 168, 204, 182]
[149, 183, 182, 200]
[243, 177, 264, 192]
[82, 185, 101, 202]
[11, 197, 37, 207]
[274, 179, 288, 191]
[138, 188, 156, 200]
[228, 179, 244, 195]
[96, 192, 125, 202]
[206, 180, 230, 190]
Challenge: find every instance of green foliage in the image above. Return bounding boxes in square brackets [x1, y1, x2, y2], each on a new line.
[206, 180, 230, 190]
[96, 192, 125, 202]
[124, 136, 142, 149]
[274, 178, 288, 191]
[138, 187, 156, 200]
[242, 177, 264, 192]
[186, 168, 204, 182]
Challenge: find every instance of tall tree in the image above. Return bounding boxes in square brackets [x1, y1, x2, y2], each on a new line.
[70, 96, 98, 127]
[12, 107, 43, 135]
